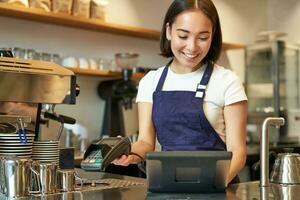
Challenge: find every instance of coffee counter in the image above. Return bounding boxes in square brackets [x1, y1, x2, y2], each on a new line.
[2, 168, 300, 199]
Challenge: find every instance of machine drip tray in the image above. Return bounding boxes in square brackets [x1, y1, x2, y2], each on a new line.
[78, 178, 145, 192]
[82, 181, 110, 187]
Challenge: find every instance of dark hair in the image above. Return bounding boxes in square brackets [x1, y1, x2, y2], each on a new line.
[160, 0, 222, 63]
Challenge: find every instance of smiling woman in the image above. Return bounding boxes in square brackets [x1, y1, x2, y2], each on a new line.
[112, 0, 247, 186]
[165, 10, 213, 73]
[160, 0, 222, 65]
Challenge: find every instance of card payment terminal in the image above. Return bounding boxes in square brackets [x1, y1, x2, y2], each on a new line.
[81, 137, 131, 171]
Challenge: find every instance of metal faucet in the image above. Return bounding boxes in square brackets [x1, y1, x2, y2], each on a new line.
[260, 117, 285, 187]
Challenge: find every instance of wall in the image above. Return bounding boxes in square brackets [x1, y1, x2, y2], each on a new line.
[0, 0, 269, 142]
[213, 0, 267, 81]
[267, 0, 300, 44]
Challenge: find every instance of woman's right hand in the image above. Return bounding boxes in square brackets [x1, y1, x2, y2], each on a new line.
[111, 154, 137, 166]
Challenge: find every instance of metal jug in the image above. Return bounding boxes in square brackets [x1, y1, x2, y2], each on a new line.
[0, 157, 41, 198]
[31, 162, 58, 194]
[57, 169, 83, 192]
[270, 150, 300, 184]
[0, 156, 5, 194]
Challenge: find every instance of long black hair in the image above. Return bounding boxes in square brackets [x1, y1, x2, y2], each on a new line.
[160, 0, 222, 63]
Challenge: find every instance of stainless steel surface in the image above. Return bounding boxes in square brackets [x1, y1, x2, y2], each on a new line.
[0, 115, 31, 124]
[270, 152, 300, 184]
[80, 178, 145, 192]
[0, 157, 5, 194]
[31, 162, 58, 194]
[0, 56, 76, 104]
[57, 169, 82, 192]
[2, 168, 300, 199]
[260, 117, 285, 187]
[0, 157, 40, 198]
[232, 181, 300, 200]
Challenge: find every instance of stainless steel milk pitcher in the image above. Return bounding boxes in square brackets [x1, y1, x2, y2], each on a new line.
[0, 157, 41, 198]
[31, 162, 58, 194]
[0, 156, 5, 194]
[57, 169, 83, 192]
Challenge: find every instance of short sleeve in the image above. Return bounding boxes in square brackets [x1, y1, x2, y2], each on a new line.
[136, 71, 156, 103]
[224, 73, 247, 106]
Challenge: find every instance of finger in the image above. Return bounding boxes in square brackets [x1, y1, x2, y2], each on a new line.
[112, 155, 128, 165]
[120, 155, 136, 166]
[113, 155, 134, 166]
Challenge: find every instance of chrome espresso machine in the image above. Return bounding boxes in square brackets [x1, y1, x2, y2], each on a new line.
[0, 55, 79, 198]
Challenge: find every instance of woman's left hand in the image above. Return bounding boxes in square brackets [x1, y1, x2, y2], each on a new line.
[111, 155, 137, 166]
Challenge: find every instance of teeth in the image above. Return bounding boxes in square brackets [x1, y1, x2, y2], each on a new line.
[184, 53, 197, 58]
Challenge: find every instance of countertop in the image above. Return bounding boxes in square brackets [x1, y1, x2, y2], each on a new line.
[1, 168, 300, 200]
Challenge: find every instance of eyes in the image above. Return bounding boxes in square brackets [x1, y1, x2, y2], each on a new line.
[177, 34, 210, 41]
[171, 29, 211, 41]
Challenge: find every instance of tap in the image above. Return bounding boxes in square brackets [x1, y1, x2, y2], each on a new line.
[260, 117, 285, 187]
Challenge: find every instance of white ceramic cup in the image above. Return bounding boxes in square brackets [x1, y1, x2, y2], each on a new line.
[78, 57, 89, 69]
[62, 57, 78, 68]
[88, 58, 98, 70]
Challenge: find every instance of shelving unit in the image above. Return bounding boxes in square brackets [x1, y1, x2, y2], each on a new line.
[0, 3, 159, 40]
[0, 3, 245, 48]
[0, 3, 245, 78]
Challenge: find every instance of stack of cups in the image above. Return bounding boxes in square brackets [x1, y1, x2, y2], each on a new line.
[31, 140, 59, 194]
[32, 141, 59, 165]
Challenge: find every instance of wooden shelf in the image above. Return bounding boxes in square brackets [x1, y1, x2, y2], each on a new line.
[131, 72, 145, 80]
[0, 3, 245, 48]
[70, 68, 120, 77]
[70, 68, 145, 80]
[0, 3, 160, 40]
[223, 42, 245, 50]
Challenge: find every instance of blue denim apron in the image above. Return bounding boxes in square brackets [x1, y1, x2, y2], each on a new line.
[152, 60, 226, 151]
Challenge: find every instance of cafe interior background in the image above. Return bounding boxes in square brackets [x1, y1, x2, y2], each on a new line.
[1, 0, 300, 182]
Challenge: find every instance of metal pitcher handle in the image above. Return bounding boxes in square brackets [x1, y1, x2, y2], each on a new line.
[74, 172, 83, 191]
[0, 158, 5, 194]
[28, 166, 42, 194]
[74, 191, 84, 200]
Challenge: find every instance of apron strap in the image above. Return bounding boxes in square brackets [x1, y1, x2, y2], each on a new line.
[195, 61, 214, 99]
[155, 59, 173, 92]
[155, 60, 214, 95]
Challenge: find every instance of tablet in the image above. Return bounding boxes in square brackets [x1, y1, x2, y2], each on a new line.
[146, 151, 232, 193]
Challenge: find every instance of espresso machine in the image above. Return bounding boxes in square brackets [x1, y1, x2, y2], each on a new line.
[0, 52, 79, 198]
[0, 52, 78, 133]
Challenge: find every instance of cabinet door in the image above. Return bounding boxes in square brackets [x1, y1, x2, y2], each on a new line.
[280, 45, 300, 110]
[246, 43, 275, 113]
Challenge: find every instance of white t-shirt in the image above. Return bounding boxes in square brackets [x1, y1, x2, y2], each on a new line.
[136, 63, 247, 142]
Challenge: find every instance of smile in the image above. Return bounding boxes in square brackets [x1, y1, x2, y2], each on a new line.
[182, 52, 199, 59]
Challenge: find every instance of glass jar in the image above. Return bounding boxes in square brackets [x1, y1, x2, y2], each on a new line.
[25, 49, 37, 60]
[50, 54, 61, 64]
[12, 47, 26, 59]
